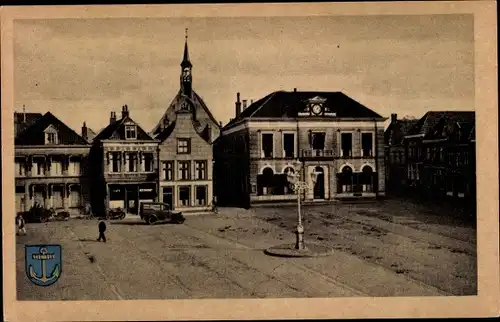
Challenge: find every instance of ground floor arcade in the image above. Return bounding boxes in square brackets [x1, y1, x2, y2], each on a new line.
[15, 182, 85, 215]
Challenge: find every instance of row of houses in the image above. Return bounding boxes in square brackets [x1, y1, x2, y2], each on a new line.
[384, 111, 476, 208]
[13, 34, 476, 216]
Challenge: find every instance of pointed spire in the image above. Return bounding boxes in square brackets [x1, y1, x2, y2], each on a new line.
[181, 28, 192, 68]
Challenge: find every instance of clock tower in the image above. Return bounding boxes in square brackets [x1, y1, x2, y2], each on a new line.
[180, 28, 193, 98]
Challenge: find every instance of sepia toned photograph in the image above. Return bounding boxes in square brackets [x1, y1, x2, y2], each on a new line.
[2, 2, 498, 321]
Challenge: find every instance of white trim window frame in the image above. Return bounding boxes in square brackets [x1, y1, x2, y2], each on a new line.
[360, 131, 375, 157]
[281, 131, 296, 158]
[260, 131, 275, 159]
[340, 131, 354, 158]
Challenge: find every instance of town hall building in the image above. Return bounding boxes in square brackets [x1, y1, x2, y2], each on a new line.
[214, 89, 387, 207]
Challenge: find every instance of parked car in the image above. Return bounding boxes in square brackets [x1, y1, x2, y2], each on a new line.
[139, 202, 185, 225]
[19, 203, 54, 223]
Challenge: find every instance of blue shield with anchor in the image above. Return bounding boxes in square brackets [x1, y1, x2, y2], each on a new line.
[25, 244, 62, 286]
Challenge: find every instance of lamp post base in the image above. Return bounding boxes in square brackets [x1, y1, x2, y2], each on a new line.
[264, 242, 334, 258]
[295, 224, 306, 250]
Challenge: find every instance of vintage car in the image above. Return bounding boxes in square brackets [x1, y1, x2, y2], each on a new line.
[139, 202, 185, 225]
[18, 204, 54, 223]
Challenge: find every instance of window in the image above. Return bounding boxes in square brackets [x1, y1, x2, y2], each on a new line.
[125, 125, 137, 139]
[261, 133, 274, 158]
[15, 161, 26, 177]
[179, 186, 191, 206]
[361, 133, 373, 157]
[195, 186, 207, 206]
[46, 133, 58, 145]
[163, 161, 174, 181]
[51, 161, 63, 176]
[144, 153, 154, 172]
[110, 152, 121, 173]
[69, 186, 81, 208]
[33, 159, 45, 176]
[128, 153, 137, 172]
[311, 132, 325, 150]
[341, 133, 353, 157]
[283, 133, 295, 158]
[68, 160, 81, 175]
[177, 138, 191, 154]
[178, 161, 191, 180]
[195, 161, 207, 180]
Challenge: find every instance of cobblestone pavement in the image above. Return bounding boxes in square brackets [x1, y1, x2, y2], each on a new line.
[16, 198, 476, 300]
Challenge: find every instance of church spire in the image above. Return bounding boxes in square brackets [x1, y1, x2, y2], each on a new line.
[180, 28, 193, 97]
[181, 28, 192, 68]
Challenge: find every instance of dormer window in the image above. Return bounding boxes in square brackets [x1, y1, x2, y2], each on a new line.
[44, 125, 59, 145]
[125, 124, 137, 140]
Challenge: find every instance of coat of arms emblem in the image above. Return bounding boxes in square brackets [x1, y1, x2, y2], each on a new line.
[25, 245, 62, 286]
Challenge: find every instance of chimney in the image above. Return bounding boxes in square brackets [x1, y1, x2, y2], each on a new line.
[242, 100, 248, 110]
[293, 88, 297, 92]
[250, 99, 254, 105]
[82, 122, 88, 141]
[109, 111, 117, 124]
[391, 113, 397, 123]
[219, 121, 223, 127]
[235, 92, 242, 117]
[121, 104, 130, 118]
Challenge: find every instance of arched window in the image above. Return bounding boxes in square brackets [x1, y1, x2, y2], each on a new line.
[360, 165, 375, 192]
[338, 165, 354, 193]
[283, 167, 295, 195]
[257, 167, 275, 196]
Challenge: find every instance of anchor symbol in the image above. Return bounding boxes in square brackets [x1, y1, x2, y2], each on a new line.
[29, 247, 60, 284]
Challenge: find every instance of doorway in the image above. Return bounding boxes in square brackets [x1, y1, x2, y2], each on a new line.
[313, 166, 325, 199]
[162, 187, 174, 209]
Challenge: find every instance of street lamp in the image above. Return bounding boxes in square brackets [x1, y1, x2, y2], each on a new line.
[287, 161, 319, 250]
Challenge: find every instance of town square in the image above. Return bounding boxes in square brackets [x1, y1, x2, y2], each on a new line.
[16, 198, 476, 300]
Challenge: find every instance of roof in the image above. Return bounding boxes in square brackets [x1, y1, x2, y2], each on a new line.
[225, 90, 384, 128]
[424, 111, 475, 143]
[14, 112, 43, 136]
[155, 113, 211, 144]
[94, 115, 155, 141]
[406, 111, 475, 137]
[151, 90, 221, 136]
[15, 112, 89, 146]
[384, 118, 419, 145]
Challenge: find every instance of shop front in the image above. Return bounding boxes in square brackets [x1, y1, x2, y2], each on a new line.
[107, 182, 157, 215]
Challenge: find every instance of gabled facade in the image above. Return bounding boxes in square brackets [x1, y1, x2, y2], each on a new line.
[89, 105, 159, 216]
[156, 103, 213, 213]
[403, 111, 475, 204]
[14, 112, 91, 215]
[384, 113, 418, 193]
[150, 31, 221, 144]
[215, 89, 387, 207]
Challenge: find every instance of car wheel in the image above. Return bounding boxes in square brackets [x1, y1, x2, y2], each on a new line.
[119, 213, 126, 220]
[39, 216, 48, 223]
[148, 216, 157, 225]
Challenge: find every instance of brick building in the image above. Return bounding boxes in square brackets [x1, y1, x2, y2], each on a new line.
[14, 112, 91, 216]
[403, 111, 475, 205]
[384, 113, 418, 194]
[214, 89, 387, 207]
[151, 31, 218, 213]
[89, 105, 159, 216]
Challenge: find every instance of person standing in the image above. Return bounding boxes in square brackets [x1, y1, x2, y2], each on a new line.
[97, 220, 107, 242]
[16, 214, 26, 236]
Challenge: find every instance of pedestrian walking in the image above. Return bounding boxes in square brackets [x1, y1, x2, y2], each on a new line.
[212, 196, 219, 214]
[97, 220, 107, 242]
[16, 213, 26, 236]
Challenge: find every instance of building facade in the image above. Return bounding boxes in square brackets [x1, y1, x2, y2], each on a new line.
[151, 32, 217, 213]
[384, 113, 418, 194]
[214, 90, 387, 207]
[89, 105, 159, 216]
[403, 111, 475, 206]
[14, 112, 91, 216]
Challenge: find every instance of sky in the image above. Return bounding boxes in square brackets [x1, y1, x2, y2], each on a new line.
[14, 14, 474, 134]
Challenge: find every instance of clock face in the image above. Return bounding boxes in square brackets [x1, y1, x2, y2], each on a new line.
[311, 104, 323, 115]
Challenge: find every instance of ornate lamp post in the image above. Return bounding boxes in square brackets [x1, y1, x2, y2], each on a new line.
[287, 161, 319, 251]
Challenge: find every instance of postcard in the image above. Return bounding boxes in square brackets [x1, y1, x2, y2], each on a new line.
[2, 2, 498, 321]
